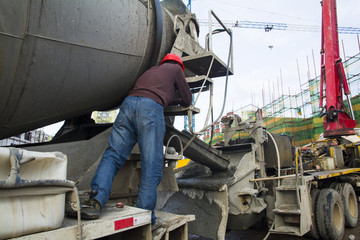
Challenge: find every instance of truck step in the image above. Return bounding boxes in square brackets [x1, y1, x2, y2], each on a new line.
[152, 211, 195, 240]
[273, 204, 301, 215]
[269, 226, 301, 236]
[276, 185, 297, 191]
[182, 52, 233, 78]
[13, 205, 152, 240]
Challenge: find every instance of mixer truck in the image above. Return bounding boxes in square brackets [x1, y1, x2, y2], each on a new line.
[1, 0, 360, 240]
[0, 0, 233, 239]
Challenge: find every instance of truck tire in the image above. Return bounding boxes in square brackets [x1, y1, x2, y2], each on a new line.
[329, 181, 337, 189]
[316, 188, 345, 240]
[337, 183, 358, 228]
[306, 188, 320, 239]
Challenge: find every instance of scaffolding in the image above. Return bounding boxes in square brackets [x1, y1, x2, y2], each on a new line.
[263, 52, 360, 145]
[203, 52, 360, 146]
[0, 129, 52, 146]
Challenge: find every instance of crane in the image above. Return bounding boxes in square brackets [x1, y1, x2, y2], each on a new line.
[197, 19, 360, 34]
[320, 0, 357, 137]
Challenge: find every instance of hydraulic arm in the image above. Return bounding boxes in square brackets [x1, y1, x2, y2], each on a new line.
[320, 0, 356, 137]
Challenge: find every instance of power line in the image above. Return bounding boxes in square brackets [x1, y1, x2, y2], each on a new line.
[198, 20, 360, 34]
[196, 0, 319, 23]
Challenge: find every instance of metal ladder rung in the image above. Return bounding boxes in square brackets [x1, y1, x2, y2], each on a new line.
[276, 185, 297, 191]
[273, 204, 301, 215]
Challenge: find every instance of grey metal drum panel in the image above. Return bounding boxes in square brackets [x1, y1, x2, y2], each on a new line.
[264, 133, 294, 168]
[3, 37, 140, 123]
[0, 0, 29, 37]
[27, 0, 148, 56]
[0, 0, 164, 139]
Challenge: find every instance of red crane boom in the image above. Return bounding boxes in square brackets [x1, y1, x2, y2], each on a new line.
[320, 0, 356, 137]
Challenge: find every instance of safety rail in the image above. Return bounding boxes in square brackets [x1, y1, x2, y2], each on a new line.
[185, 10, 233, 147]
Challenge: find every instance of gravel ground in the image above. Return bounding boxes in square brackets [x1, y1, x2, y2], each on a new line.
[189, 208, 360, 240]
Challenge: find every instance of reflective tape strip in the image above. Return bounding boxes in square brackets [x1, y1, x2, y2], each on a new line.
[114, 214, 150, 231]
[114, 217, 133, 230]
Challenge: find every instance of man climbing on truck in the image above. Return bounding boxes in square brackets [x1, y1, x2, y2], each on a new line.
[81, 53, 192, 225]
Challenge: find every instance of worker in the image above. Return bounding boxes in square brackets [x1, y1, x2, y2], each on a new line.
[81, 53, 192, 225]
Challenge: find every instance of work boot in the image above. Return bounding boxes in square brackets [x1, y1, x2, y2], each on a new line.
[81, 198, 101, 220]
[151, 217, 162, 230]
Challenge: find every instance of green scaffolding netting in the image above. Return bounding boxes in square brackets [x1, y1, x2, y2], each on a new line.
[204, 52, 360, 146]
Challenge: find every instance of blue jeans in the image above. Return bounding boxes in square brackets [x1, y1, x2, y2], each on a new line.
[91, 96, 165, 224]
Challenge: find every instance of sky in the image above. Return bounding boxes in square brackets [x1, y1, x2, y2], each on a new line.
[171, 0, 360, 132]
[44, 0, 360, 135]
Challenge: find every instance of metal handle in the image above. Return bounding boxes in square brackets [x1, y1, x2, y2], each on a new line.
[173, 15, 185, 35]
[165, 134, 184, 159]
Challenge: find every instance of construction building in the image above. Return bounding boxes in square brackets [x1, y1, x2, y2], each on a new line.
[204, 51, 360, 146]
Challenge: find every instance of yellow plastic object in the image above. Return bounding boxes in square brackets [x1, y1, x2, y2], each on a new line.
[175, 158, 191, 169]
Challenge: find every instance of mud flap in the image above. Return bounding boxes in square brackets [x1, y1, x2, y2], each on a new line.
[161, 186, 228, 240]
